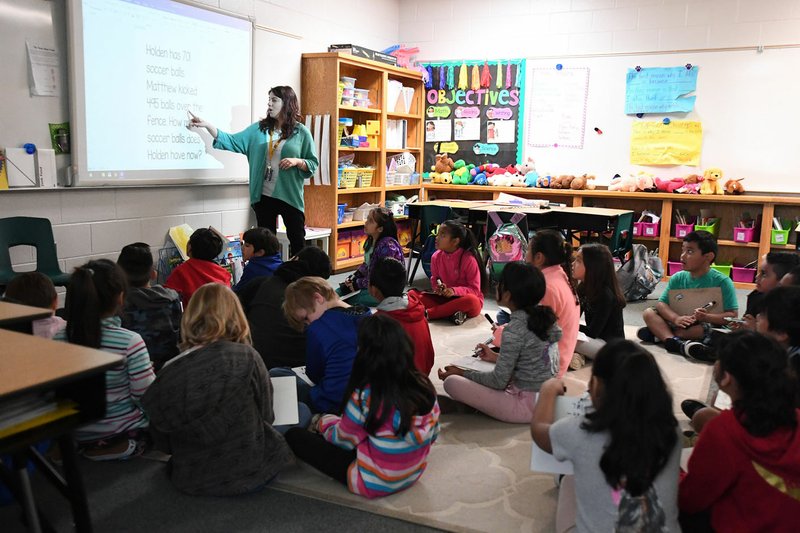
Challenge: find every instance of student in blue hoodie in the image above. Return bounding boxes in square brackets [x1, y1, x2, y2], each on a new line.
[279, 276, 370, 413]
[233, 227, 283, 293]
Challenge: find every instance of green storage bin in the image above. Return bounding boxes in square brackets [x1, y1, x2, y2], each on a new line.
[694, 219, 720, 237]
[711, 263, 732, 277]
[771, 229, 790, 245]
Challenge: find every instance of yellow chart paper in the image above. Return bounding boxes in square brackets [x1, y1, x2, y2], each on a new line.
[630, 121, 702, 165]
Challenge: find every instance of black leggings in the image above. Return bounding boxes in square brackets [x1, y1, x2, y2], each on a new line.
[252, 195, 306, 257]
[284, 428, 356, 486]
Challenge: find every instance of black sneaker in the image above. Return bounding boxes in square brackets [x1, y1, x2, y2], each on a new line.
[636, 327, 656, 343]
[681, 399, 708, 419]
[451, 311, 467, 325]
[683, 341, 716, 364]
[664, 336, 684, 354]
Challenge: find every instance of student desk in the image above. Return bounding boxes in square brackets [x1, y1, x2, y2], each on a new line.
[0, 330, 122, 533]
[0, 302, 52, 334]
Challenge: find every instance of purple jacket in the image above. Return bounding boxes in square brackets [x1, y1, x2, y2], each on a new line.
[353, 237, 405, 290]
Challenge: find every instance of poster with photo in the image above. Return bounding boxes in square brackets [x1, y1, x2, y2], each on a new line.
[454, 118, 480, 140]
[487, 120, 516, 143]
[425, 120, 452, 142]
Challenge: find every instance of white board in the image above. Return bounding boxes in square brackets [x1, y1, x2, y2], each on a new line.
[523, 48, 800, 193]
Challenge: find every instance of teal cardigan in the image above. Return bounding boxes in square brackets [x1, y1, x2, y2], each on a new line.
[213, 122, 319, 211]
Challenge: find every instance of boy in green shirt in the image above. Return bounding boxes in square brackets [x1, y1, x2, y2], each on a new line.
[638, 230, 738, 362]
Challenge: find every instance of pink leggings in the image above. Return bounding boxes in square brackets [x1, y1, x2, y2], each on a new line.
[409, 290, 483, 320]
[442, 375, 536, 423]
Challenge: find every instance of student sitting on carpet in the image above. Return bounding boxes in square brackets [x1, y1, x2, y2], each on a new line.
[679, 330, 800, 532]
[572, 243, 626, 362]
[285, 314, 440, 499]
[638, 230, 737, 362]
[142, 283, 296, 496]
[337, 207, 404, 307]
[55, 259, 155, 460]
[438, 262, 560, 423]
[3, 272, 65, 339]
[277, 276, 370, 413]
[408, 219, 486, 325]
[165, 228, 231, 307]
[232, 227, 282, 294]
[736, 251, 799, 330]
[370, 257, 435, 375]
[531, 340, 681, 533]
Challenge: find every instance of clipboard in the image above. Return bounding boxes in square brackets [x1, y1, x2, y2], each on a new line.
[667, 287, 723, 316]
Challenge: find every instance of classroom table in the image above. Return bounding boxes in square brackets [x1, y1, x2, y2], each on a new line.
[0, 302, 52, 334]
[0, 329, 122, 533]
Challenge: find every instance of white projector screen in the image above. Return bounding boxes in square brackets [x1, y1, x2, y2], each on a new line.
[67, 0, 252, 185]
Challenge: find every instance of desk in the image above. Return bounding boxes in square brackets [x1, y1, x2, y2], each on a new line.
[0, 302, 52, 333]
[0, 330, 122, 532]
[276, 227, 332, 261]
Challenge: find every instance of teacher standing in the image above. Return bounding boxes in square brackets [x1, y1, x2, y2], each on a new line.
[189, 86, 319, 257]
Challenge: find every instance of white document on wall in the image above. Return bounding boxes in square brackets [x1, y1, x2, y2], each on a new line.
[530, 394, 592, 475]
[270, 376, 299, 426]
[26, 42, 60, 97]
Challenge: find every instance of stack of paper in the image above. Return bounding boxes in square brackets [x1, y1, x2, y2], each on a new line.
[387, 80, 403, 113]
[400, 87, 415, 113]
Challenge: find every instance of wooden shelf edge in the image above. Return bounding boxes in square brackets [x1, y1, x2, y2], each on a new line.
[337, 187, 382, 194]
[338, 105, 382, 114]
[335, 256, 364, 270]
[338, 220, 366, 229]
[386, 185, 422, 191]
[337, 146, 380, 152]
[387, 111, 421, 120]
[386, 147, 421, 152]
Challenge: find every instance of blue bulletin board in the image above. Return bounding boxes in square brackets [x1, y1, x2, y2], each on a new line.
[420, 59, 526, 171]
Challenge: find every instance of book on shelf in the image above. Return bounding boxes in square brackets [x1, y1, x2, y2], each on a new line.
[386, 119, 407, 149]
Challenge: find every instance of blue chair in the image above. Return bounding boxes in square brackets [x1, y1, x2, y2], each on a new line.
[0, 217, 71, 290]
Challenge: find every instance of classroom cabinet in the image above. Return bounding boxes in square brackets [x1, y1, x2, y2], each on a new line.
[301, 52, 425, 272]
[421, 184, 800, 289]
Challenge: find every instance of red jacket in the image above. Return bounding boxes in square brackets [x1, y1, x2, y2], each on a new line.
[165, 258, 231, 307]
[377, 292, 435, 375]
[679, 408, 800, 532]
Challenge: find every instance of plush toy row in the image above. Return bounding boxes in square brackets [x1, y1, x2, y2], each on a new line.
[424, 155, 746, 195]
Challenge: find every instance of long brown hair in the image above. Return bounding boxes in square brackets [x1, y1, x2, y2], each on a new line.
[258, 85, 302, 139]
[575, 243, 626, 309]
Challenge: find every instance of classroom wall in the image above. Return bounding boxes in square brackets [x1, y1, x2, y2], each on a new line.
[1, 0, 400, 282]
[402, 0, 800, 59]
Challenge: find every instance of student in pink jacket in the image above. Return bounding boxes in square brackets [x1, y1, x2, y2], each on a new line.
[409, 220, 486, 325]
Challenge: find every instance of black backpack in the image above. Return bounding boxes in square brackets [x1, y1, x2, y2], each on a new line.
[616, 244, 663, 301]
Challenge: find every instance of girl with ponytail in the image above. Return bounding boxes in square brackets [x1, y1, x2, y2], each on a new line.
[438, 262, 561, 423]
[55, 259, 155, 459]
[527, 229, 580, 376]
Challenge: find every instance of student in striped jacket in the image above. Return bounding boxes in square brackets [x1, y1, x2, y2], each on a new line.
[285, 314, 440, 498]
[55, 259, 155, 460]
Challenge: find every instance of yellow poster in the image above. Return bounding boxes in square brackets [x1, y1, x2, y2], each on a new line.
[0, 150, 8, 190]
[630, 121, 702, 165]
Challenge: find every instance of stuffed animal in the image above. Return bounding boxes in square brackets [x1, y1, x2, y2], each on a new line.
[635, 171, 657, 192]
[536, 175, 551, 188]
[550, 175, 575, 189]
[725, 178, 745, 195]
[700, 168, 725, 195]
[570, 174, 594, 190]
[515, 157, 536, 176]
[433, 154, 455, 174]
[510, 173, 527, 187]
[524, 171, 539, 187]
[655, 176, 686, 193]
[439, 171, 452, 184]
[608, 173, 637, 192]
[676, 174, 701, 194]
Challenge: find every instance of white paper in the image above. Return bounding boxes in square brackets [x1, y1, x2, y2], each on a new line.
[454, 118, 480, 141]
[291, 366, 315, 387]
[26, 42, 60, 97]
[680, 447, 694, 472]
[488, 120, 515, 144]
[425, 120, 451, 142]
[530, 394, 591, 474]
[270, 376, 299, 426]
[713, 390, 731, 410]
[452, 356, 496, 373]
[526, 67, 589, 149]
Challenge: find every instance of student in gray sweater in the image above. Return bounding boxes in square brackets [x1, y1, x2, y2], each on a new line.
[438, 261, 561, 423]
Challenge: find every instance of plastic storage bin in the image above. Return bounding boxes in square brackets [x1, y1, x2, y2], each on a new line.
[337, 203, 347, 224]
[674, 223, 695, 239]
[694, 219, 720, 237]
[732, 266, 757, 283]
[771, 229, 790, 245]
[641, 222, 659, 237]
[667, 261, 683, 276]
[338, 167, 359, 188]
[733, 227, 756, 243]
[711, 263, 732, 277]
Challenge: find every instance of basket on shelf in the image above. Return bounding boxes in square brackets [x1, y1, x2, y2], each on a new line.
[389, 152, 416, 172]
[338, 167, 360, 189]
[357, 168, 374, 188]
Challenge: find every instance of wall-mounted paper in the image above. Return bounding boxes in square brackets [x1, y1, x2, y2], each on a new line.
[27, 42, 60, 97]
[625, 66, 698, 114]
[454, 118, 480, 141]
[630, 121, 702, 165]
[526, 67, 589, 149]
[425, 120, 451, 142]
[488, 120, 516, 144]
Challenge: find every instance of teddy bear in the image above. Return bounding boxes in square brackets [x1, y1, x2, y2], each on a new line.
[725, 178, 745, 194]
[608, 173, 637, 192]
[570, 174, 595, 190]
[700, 168, 725, 195]
[551, 175, 575, 189]
[675, 174, 701, 194]
[655, 176, 686, 193]
[433, 154, 455, 174]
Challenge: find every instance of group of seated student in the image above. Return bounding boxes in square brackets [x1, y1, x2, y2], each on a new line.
[4, 214, 799, 524]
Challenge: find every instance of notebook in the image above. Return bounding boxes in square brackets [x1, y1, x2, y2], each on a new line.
[667, 287, 723, 316]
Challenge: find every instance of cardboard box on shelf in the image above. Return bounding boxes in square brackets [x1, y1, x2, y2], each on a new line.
[328, 44, 397, 66]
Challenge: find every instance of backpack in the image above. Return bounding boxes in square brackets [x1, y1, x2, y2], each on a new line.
[616, 244, 663, 301]
[487, 212, 528, 279]
[421, 229, 438, 278]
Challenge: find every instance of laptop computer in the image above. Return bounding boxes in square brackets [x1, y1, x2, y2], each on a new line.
[667, 287, 723, 316]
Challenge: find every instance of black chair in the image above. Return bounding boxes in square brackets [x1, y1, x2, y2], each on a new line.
[406, 205, 454, 284]
[0, 216, 71, 291]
